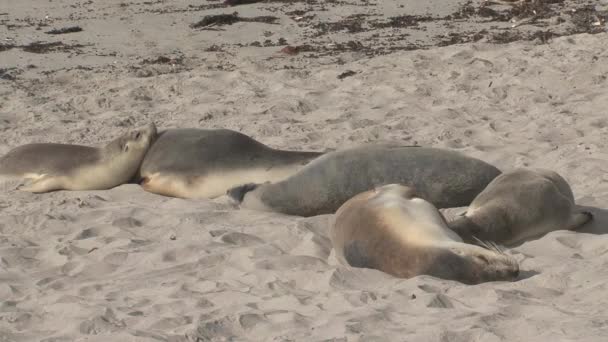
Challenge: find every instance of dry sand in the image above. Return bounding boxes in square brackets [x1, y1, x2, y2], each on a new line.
[1, 0, 608, 341]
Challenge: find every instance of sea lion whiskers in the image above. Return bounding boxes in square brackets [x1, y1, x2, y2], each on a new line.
[473, 236, 506, 256]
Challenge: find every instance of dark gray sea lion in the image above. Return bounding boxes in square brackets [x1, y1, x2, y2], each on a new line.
[228, 144, 502, 217]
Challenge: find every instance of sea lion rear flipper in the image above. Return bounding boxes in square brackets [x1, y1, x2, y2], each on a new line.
[226, 183, 260, 203]
[18, 174, 63, 193]
[567, 211, 594, 231]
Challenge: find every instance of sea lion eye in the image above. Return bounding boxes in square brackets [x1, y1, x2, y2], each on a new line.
[135, 132, 141, 139]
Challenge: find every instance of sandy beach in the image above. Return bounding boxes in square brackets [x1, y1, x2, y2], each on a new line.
[1, 0, 608, 340]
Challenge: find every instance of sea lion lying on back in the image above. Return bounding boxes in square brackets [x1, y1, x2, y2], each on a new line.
[0, 123, 157, 193]
[330, 184, 519, 285]
[228, 144, 502, 217]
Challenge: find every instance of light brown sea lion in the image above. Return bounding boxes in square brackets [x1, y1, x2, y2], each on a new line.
[0, 123, 157, 193]
[228, 144, 502, 217]
[330, 184, 519, 285]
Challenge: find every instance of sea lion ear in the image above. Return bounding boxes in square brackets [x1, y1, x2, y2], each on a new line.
[123, 143, 129, 152]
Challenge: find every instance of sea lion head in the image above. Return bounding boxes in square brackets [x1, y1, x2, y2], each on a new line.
[102, 122, 157, 179]
[106, 122, 157, 156]
[430, 241, 519, 285]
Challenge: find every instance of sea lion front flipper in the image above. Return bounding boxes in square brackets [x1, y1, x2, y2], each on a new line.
[18, 174, 63, 193]
[343, 240, 376, 269]
[226, 183, 260, 203]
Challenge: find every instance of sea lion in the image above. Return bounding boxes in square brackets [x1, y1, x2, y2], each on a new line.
[330, 184, 519, 285]
[228, 144, 501, 217]
[0, 123, 157, 193]
[447, 168, 593, 246]
[137, 128, 325, 199]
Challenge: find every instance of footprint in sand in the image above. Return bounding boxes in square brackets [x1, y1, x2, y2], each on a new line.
[418, 284, 442, 294]
[220, 232, 265, 246]
[329, 267, 394, 291]
[79, 308, 126, 335]
[149, 315, 193, 331]
[162, 249, 177, 263]
[255, 255, 327, 271]
[426, 293, 455, 309]
[111, 217, 143, 229]
[103, 251, 129, 265]
[0, 282, 23, 300]
[190, 316, 241, 341]
[238, 313, 268, 331]
[1, 246, 42, 269]
[555, 235, 582, 250]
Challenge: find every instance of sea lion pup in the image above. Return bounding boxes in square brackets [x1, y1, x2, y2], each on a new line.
[137, 128, 325, 199]
[0, 123, 157, 193]
[330, 184, 519, 285]
[447, 168, 593, 247]
[227, 144, 501, 217]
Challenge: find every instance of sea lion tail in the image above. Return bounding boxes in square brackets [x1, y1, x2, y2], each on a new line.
[227, 183, 260, 203]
